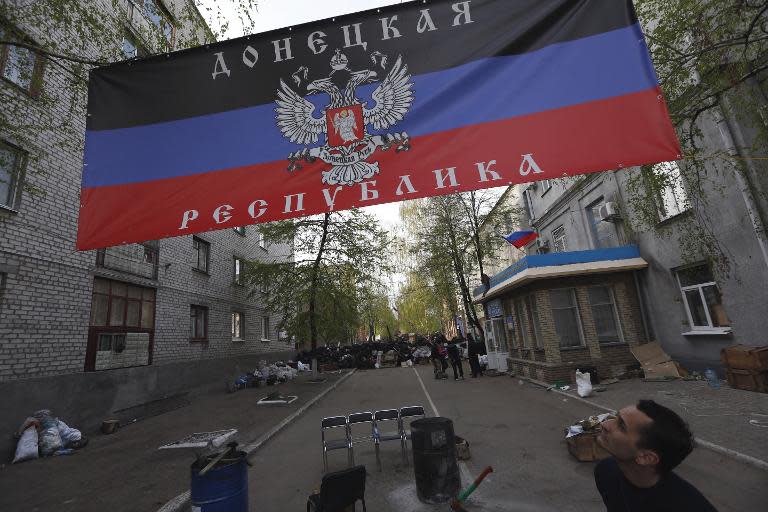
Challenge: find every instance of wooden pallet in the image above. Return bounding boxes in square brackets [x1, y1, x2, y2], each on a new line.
[725, 368, 768, 393]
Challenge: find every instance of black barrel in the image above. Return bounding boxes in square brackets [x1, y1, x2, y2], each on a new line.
[411, 417, 461, 503]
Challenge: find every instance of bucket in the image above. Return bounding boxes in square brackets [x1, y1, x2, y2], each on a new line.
[190, 450, 248, 512]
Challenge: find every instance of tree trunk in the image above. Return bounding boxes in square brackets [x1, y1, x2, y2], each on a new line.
[308, 213, 331, 350]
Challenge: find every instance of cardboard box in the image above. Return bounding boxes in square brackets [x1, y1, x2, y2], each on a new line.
[721, 345, 768, 371]
[726, 369, 768, 393]
[566, 432, 611, 462]
[631, 342, 681, 378]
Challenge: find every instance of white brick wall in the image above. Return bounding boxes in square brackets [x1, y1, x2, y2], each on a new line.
[0, 0, 291, 382]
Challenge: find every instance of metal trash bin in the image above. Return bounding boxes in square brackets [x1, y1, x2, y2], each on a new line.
[190, 449, 248, 512]
[411, 417, 461, 503]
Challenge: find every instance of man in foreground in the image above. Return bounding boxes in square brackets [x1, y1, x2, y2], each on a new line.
[595, 400, 718, 511]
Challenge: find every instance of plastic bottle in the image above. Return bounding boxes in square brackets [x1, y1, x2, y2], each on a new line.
[704, 368, 721, 389]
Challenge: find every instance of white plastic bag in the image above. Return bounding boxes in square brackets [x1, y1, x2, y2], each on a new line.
[13, 427, 39, 464]
[576, 370, 593, 397]
[57, 420, 82, 444]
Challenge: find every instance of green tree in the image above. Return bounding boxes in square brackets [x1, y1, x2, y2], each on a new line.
[395, 271, 445, 334]
[243, 209, 391, 350]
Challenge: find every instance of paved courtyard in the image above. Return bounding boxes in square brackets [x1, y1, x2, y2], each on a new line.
[2, 365, 766, 511]
[249, 365, 767, 511]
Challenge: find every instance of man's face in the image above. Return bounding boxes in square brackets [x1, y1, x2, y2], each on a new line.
[598, 406, 655, 464]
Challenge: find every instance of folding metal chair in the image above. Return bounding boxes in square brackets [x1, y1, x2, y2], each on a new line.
[347, 412, 375, 467]
[321, 415, 351, 471]
[373, 409, 404, 471]
[399, 405, 426, 464]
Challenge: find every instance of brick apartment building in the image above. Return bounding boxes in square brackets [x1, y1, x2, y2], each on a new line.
[0, 0, 293, 455]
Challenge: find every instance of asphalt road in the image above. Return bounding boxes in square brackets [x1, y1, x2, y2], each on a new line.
[248, 364, 768, 511]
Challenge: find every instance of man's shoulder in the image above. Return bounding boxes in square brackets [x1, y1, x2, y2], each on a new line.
[662, 472, 718, 510]
[594, 457, 620, 484]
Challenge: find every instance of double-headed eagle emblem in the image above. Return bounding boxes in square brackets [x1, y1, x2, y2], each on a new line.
[275, 49, 415, 186]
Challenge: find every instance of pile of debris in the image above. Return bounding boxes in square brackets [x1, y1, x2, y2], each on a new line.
[294, 340, 428, 370]
[13, 409, 88, 464]
[229, 360, 300, 392]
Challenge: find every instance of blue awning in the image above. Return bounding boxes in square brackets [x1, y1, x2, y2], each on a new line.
[473, 246, 647, 303]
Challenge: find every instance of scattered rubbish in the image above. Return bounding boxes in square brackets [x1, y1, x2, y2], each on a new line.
[101, 419, 120, 434]
[159, 429, 238, 450]
[643, 376, 677, 382]
[455, 436, 471, 460]
[518, 380, 525, 386]
[564, 413, 613, 462]
[704, 368, 721, 389]
[576, 370, 593, 397]
[560, 385, 570, 391]
[631, 342, 682, 379]
[257, 392, 298, 406]
[601, 378, 619, 386]
[593, 385, 608, 393]
[451, 466, 493, 512]
[11, 410, 87, 464]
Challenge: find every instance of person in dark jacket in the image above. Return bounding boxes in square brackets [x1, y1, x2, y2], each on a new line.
[447, 340, 464, 380]
[467, 333, 482, 378]
[594, 400, 717, 512]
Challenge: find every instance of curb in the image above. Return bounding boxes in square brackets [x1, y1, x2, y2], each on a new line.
[157, 369, 357, 512]
[515, 374, 768, 472]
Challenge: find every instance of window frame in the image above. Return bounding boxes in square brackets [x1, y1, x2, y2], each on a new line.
[231, 311, 244, 341]
[190, 305, 209, 341]
[261, 315, 271, 342]
[515, 299, 529, 348]
[675, 265, 731, 334]
[138, 0, 176, 48]
[549, 288, 586, 349]
[586, 197, 618, 249]
[233, 226, 246, 236]
[0, 139, 26, 211]
[587, 285, 625, 344]
[0, 25, 45, 97]
[526, 294, 543, 349]
[552, 225, 567, 253]
[89, 278, 156, 330]
[192, 236, 210, 274]
[233, 256, 245, 285]
[652, 161, 690, 222]
[541, 179, 552, 195]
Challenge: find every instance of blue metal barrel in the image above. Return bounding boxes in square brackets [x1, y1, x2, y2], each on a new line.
[190, 450, 248, 512]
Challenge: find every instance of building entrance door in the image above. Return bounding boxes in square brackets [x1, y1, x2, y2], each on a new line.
[484, 318, 509, 372]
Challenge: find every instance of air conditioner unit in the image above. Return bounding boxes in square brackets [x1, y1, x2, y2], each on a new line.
[599, 202, 622, 222]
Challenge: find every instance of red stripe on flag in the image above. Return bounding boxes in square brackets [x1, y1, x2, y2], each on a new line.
[77, 88, 679, 249]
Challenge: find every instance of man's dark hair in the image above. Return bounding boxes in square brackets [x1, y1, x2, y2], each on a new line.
[636, 400, 694, 473]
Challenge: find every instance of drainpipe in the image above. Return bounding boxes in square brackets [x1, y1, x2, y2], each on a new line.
[633, 271, 652, 342]
[712, 104, 768, 275]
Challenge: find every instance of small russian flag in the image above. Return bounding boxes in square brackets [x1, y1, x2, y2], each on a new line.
[503, 230, 538, 248]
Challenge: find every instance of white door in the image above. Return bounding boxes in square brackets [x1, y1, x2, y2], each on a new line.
[490, 318, 509, 372]
[484, 319, 509, 372]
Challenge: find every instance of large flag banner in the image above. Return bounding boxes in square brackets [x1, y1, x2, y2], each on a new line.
[78, 0, 680, 250]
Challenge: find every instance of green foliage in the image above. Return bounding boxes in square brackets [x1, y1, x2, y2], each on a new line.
[243, 209, 391, 350]
[623, 0, 768, 275]
[396, 271, 444, 334]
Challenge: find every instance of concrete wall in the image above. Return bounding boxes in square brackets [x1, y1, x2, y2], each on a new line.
[0, 349, 294, 461]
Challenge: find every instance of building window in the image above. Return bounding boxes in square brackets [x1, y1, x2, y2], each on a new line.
[588, 286, 624, 343]
[516, 300, 529, 348]
[552, 225, 567, 253]
[140, 0, 175, 46]
[587, 198, 618, 249]
[0, 26, 44, 96]
[231, 312, 244, 340]
[523, 189, 535, 221]
[550, 289, 584, 348]
[541, 179, 552, 194]
[261, 316, 270, 341]
[653, 161, 689, 221]
[121, 32, 146, 60]
[258, 230, 266, 249]
[233, 257, 245, 285]
[0, 141, 24, 210]
[233, 226, 246, 236]
[90, 278, 156, 329]
[193, 237, 209, 273]
[190, 305, 208, 341]
[526, 294, 542, 349]
[676, 264, 731, 331]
